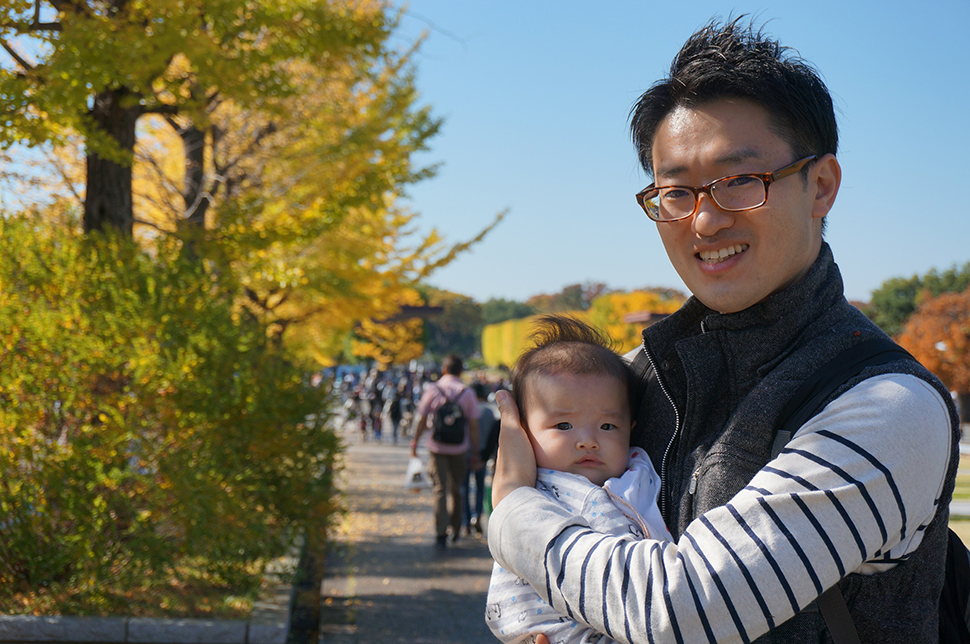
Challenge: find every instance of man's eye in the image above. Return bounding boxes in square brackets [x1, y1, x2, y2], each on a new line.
[661, 188, 691, 201]
[554, 422, 572, 430]
[725, 175, 759, 188]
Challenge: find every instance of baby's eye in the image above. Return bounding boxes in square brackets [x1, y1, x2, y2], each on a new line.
[601, 423, 618, 431]
[554, 422, 572, 431]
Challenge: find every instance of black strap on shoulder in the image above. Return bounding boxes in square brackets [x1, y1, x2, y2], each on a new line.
[432, 383, 465, 403]
[941, 528, 970, 643]
[627, 347, 656, 427]
[814, 585, 863, 644]
[771, 336, 915, 644]
[771, 337, 915, 460]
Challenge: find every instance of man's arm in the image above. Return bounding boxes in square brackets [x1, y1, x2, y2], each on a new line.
[410, 413, 428, 458]
[489, 376, 952, 643]
[487, 560, 616, 644]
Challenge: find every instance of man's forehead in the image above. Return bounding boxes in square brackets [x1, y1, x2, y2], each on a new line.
[651, 100, 788, 179]
[655, 148, 763, 180]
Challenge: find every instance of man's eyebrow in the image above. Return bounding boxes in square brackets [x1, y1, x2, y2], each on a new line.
[656, 149, 762, 182]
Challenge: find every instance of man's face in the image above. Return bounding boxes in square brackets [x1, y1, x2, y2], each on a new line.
[650, 99, 837, 314]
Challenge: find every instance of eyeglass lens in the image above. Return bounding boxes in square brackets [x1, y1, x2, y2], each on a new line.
[653, 176, 766, 220]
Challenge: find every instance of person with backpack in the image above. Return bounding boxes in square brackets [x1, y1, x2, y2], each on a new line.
[411, 355, 481, 550]
[488, 17, 961, 644]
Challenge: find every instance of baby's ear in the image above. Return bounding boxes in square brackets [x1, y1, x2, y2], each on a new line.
[630, 419, 636, 432]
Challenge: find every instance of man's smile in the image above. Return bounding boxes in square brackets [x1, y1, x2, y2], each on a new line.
[698, 243, 749, 264]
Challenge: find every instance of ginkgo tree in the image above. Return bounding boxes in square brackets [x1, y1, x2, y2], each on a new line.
[0, 0, 389, 235]
[1, 0, 502, 367]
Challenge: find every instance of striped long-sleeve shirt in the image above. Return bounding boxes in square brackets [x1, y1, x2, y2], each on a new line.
[488, 373, 952, 644]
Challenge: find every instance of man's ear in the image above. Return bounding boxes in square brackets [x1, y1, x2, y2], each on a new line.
[811, 153, 841, 219]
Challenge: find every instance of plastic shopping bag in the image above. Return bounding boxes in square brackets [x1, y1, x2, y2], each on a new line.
[404, 457, 430, 492]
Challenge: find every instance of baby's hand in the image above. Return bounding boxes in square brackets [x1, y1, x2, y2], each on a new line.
[491, 390, 537, 508]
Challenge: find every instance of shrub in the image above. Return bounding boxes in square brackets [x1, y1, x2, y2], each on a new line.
[0, 212, 340, 598]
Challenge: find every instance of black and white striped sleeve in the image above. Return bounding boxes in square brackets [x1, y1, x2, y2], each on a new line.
[488, 374, 952, 644]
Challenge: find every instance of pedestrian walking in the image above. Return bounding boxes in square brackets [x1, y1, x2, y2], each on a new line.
[410, 355, 481, 550]
[388, 378, 406, 444]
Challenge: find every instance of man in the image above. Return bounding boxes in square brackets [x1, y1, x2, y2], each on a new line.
[462, 382, 498, 536]
[411, 354, 481, 550]
[489, 18, 959, 643]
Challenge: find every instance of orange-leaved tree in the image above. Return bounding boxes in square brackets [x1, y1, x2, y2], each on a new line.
[897, 289, 970, 422]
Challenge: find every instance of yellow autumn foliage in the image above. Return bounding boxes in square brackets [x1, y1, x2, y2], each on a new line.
[587, 290, 685, 354]
[481, 289, 686, 367]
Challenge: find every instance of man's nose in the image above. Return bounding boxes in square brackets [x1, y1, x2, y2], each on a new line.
[692, 192, 735, 237]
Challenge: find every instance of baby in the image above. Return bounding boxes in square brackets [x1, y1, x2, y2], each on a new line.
[485, 315, 670, 644]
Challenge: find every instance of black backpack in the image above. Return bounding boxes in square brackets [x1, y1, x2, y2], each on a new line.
[431, 385, 467, 445]
[773, 337, 970, 644]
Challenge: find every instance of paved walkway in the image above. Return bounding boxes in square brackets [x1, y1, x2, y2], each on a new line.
[319, 430, 496, 644]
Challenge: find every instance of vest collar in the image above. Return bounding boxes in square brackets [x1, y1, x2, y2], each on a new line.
[645, 242, 846, 376]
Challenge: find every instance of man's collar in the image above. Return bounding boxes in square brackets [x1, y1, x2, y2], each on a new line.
[700, 242, 840, 331]
[647, 242, 843, 338]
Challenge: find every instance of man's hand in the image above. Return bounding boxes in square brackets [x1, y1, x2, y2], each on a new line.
[410, 414, 427, 458]
[491, 390, 537, 508]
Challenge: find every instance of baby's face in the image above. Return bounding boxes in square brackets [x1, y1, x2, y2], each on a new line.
[524, 372, 632, 486]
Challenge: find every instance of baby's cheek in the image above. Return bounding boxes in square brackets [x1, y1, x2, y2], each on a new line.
[530, 438, 561, 472]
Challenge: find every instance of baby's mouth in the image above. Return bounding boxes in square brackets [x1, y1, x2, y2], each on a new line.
[698, 243, 748, 264]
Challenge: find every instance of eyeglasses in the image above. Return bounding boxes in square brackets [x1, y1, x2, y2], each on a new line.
[635, 155, 818, 222]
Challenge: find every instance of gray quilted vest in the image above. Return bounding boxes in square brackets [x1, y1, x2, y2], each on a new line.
[631, 243, 961, 643]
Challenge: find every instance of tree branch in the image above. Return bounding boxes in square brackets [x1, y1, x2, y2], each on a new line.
[44, 147, 84, 207]
[47, 0, 91, 18]
[0, 39, 33, 71]
[143, 103, 179, 116]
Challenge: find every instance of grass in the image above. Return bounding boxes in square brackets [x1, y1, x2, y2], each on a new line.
[0, 558, 263, 619]
[949, 452, 970, 542]
[951, 518, 970, 544]
[954, 453, 970, 501]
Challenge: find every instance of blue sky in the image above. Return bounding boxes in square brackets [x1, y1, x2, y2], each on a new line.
[393, 1, 970, 304]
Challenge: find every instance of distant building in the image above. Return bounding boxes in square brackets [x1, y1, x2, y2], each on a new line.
[623, 311, 671, 325]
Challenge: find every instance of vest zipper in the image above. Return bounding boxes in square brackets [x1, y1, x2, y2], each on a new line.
[687, 468, 700, 494]
[640, 340, 681, 522]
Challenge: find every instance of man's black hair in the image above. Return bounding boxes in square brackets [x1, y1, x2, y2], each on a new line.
[442, 354, 463, 376]
[630, 16, 838, 177]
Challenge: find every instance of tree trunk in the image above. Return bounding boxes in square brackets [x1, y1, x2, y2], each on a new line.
[83, 89, 141, 237]
[179, 124, 208, 228]
[957, 391, 970, 426]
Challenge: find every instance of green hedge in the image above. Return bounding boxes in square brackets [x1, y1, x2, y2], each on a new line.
[0, 213, 340, 597]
